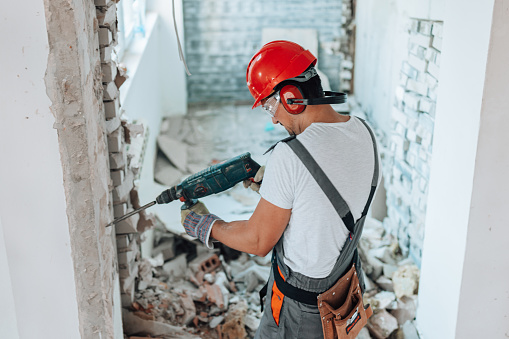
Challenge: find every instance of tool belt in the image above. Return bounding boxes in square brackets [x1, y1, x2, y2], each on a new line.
[317, 263, 373, 339]
[260, 117, 379, 338]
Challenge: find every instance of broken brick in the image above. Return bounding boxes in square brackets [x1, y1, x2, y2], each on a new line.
[179, 293, 196, 326]
[189, 252, 220, 274]
[205, 283, 224, 309]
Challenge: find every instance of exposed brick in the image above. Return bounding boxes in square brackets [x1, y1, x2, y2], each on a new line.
[112, 170, 134, 203]
[116, 212, 139, 235]
[98, 27, 113, 47]
[113, 203, 127, 218]
[101, 61, 117, 82]
[96, 3, 117, 27]
[107, 126, 122, 152]
[100, 46, 113, 62]
[103, 81, 118, 101]
[109, 146, 126, 169]
[104, 98, 120, 119]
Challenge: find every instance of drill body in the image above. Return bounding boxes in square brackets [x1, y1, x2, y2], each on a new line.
[156, 152, 261, 209]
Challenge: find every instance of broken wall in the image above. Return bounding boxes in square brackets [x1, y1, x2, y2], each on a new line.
[183, 0, 346, 103]
[44, 0, 122, 336]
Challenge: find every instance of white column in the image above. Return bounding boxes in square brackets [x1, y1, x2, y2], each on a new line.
[417, 0, 509, 338]
[0, 1, 81, 338]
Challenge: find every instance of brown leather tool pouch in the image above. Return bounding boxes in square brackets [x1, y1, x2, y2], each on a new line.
[317, 263, 373, 339]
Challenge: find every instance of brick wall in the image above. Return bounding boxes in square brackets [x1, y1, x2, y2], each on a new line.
[384, 19, 443, 266]
[96, 0, 154, 308]
[183, 0, 347, 103]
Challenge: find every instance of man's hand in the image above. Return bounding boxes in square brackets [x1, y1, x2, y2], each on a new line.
[243, 166, 265, 193]
[181, 201, 221, 248]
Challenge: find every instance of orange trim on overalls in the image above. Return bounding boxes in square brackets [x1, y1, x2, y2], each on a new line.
[271, 266, 285, 326]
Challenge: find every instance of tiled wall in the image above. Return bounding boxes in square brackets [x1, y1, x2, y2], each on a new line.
[384, 19, 442, 266]
[182, 0, 347, 103]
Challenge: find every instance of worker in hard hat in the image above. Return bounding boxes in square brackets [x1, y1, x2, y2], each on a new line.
[181, 40, 380, 338]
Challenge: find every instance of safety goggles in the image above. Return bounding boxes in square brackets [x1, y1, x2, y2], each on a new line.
[261, 91, 280, 117]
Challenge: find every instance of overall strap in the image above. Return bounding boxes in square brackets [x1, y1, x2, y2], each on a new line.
[286, 138, 356, 234]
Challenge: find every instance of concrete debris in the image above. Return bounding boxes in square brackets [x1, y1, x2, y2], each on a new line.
[222, 301, 248, 339]
[163, 254, 187, 281]
[122, 309, 200, 338]
[367, 309, 399, 339]
[392, 264, 420, 299]
[366, 291, 397, 311]
[376, 275, 394, 292]
[389, 296, 417, 325]
[357, 327, 373, 339]
[209, 315, 225, 328]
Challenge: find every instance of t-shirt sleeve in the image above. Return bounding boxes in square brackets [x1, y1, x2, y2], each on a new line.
[259, 142, 294, 209]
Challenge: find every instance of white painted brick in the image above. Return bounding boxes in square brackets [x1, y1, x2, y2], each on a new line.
[432, 36, 442, 51]
[425, 73, 438, 89]
[395, 86, 405, 103]
[399, 73, 409, 87]
[101, 61, 117, 82]
[406, 79, 428, 96]
[418, 21, 432, 36]
[432, 22, 443, 38]
[419, 97, 434, 113]
[119, 264, 138, 293]
[103, 81, 118, 101]
[342, 59, 353, 69]
[119, 258, 138, 279]
[114, 203, 127, 218]
[392, 107, 408, 126]
[395, 122, 406, 137]
[98, 27, 113, 46]
[110, 169, 124, 187]
[402, 62, 419, 80]
[427, 61, 440, 80]
[406, 128, 418, 143]
[409, 33, 431, 49]
[104, 98, 120, 119]
[340, 70, 352, 80]
[407, 53, 427, 73]
[403, 92, 421, 111]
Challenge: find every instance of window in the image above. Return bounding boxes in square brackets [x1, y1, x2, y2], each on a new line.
[116, 0, 146, 60]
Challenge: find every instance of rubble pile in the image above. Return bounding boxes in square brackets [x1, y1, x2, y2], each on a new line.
[122, 223, 267, 339]
[358, 218, 421, 339]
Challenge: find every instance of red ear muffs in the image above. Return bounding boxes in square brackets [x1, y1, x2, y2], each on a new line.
[280, 85, 306, 114]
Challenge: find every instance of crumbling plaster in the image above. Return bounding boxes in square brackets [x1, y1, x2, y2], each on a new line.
[43, 0, 118, 337]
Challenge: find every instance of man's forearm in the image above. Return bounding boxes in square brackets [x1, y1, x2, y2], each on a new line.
[211, 219, 267, 256]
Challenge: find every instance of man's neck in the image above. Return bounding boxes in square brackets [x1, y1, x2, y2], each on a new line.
[296, 105, 350, 133]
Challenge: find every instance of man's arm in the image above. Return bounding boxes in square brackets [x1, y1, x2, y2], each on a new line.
[211, 198, 291, 257]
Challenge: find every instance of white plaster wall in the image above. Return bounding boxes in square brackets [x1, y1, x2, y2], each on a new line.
[147, 0, 187, 116]
[416, 0, 497, 337]
[0, 218, 20, 339]
[354, 0, 445, 133]
[0, 1, 81, 337]
[455, 0, 509, 337]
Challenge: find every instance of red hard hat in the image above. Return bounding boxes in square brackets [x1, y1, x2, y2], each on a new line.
[246, 40, 317, 109]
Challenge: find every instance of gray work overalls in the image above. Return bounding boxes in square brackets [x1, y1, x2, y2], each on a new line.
[255, 118, 379, 339]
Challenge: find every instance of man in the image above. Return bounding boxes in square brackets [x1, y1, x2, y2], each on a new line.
[181, 40, 379, 338]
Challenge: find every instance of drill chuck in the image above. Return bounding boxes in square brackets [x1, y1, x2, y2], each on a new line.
[156, 186, 181, 204]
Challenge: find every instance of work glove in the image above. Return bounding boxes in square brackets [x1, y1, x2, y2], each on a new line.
[181, 201, 221, 249]
[243, 166, 265, 193]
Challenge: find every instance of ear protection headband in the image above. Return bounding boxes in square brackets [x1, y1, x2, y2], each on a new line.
[278, 68, 347, 115]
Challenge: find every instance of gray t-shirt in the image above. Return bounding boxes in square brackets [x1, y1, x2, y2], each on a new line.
[260, 116, 378, 278]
